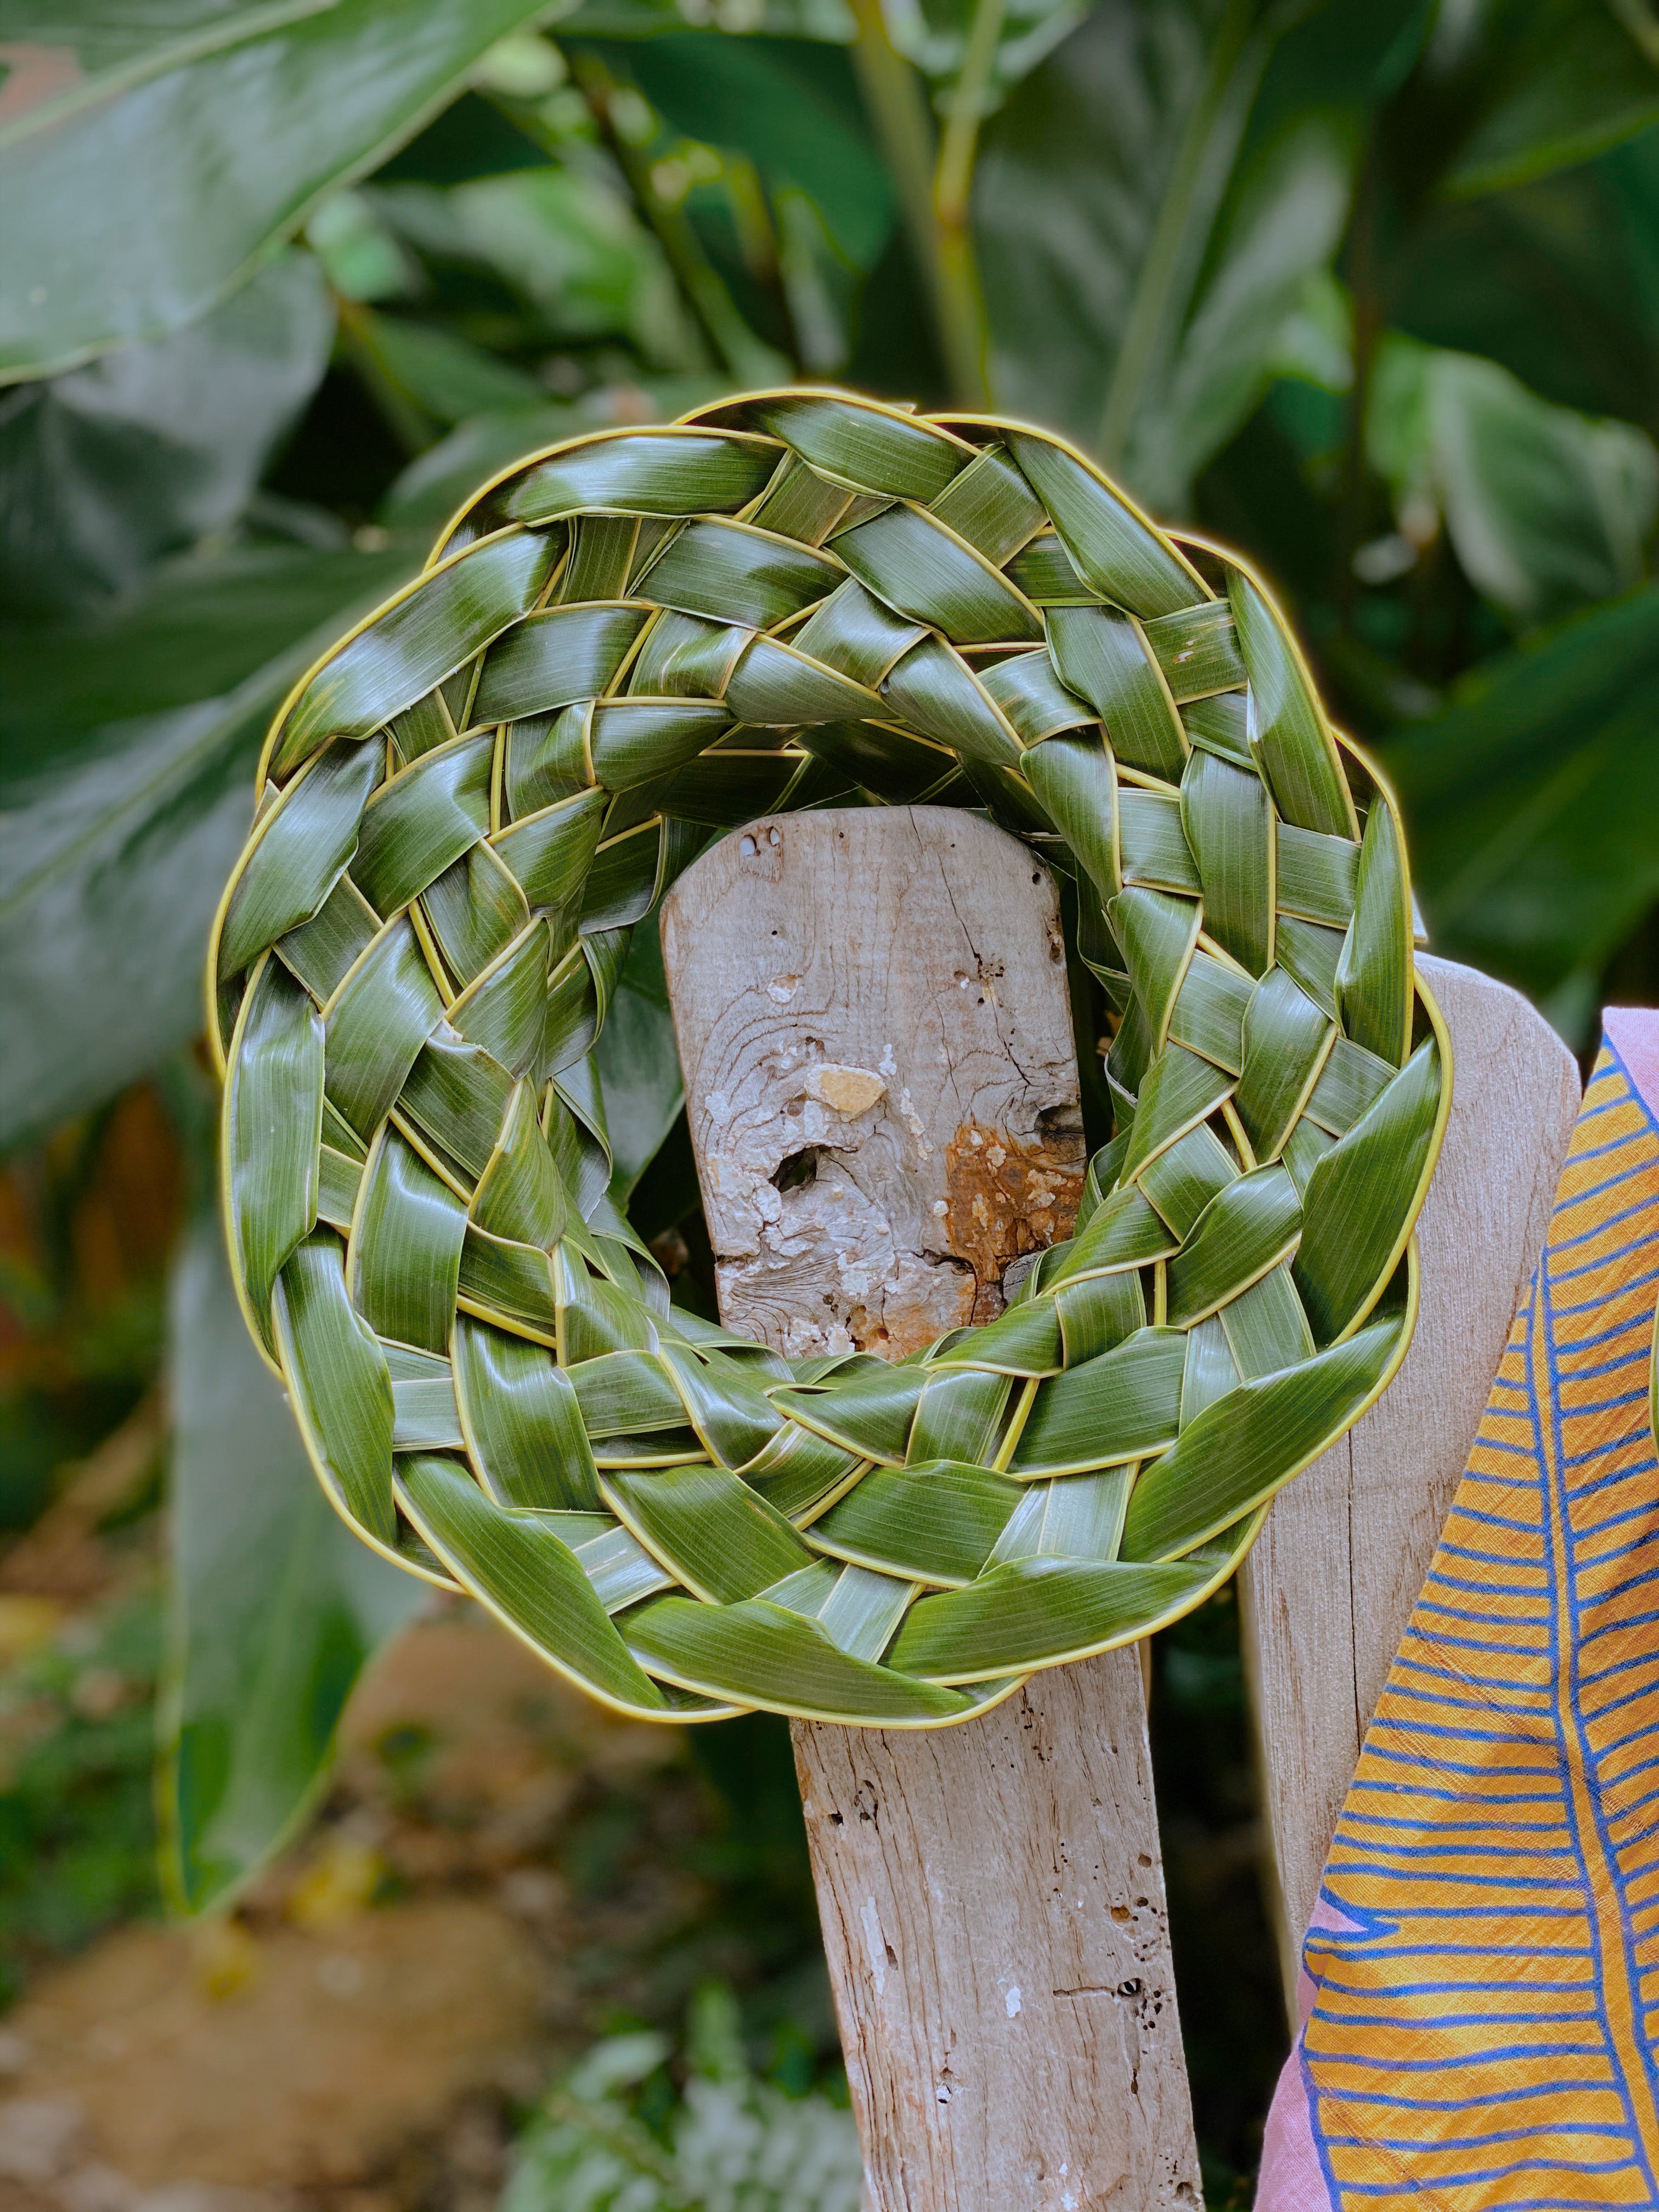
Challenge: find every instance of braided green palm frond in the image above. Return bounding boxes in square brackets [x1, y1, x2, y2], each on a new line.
[208, 388, 1449, 1729]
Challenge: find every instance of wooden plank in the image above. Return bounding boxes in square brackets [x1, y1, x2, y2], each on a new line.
[661, 807, 1202, 2209]
[1239, 953, 1581, 1997]
[795, 1655, 1201, 2211]
[660, 807, 1087, 1359]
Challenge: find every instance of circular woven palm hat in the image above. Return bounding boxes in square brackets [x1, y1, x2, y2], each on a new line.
[209, 388, 1449, 1729]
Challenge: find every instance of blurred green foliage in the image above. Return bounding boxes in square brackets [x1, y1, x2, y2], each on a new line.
[2, 0, 1656, 2187]
[0, 1594, 163, 2006]
[501, 1979, 862, 2212]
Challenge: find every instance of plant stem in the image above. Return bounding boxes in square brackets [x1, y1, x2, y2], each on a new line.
[847, 0, 989, 404]
[932, 0, 1003, 408]
[1094, 0, 1269, 470]
[935, 0, 1006, 228]
[563, 57, 789, 388]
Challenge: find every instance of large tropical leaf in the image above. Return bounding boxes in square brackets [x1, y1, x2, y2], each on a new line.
[1368, 338, 1658, 628]
[0, 0, 563, 378]
[370, 167, 696, 363]
[335, 306, 546, 432]
[1437, 0, 1659, 199]
[1385, 128, 1659, 431]
[1381, 582, 1659, 1005]
[0, 252, 335, 615]
[159, 1211, 423, 1915]
[592, 32, 896, 271]
[0, 543, 415, 1150]
[558, 0, 855, 32]
[972, 0, 1400, 509]
[1127, 114, 1352, 513]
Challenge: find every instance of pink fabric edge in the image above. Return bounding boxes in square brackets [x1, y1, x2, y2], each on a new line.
[1604, 1005, 1659, 1122]
[1256, 2047, 1337, 2211]
[1255, 1896, 1362, 2208]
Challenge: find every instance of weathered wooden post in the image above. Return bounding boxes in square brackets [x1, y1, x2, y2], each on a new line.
[663, 812, 1580, 2207]
[665, 805, 1199, 2206]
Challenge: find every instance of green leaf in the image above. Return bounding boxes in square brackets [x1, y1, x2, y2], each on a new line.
[810, 1459, 1024, 1584]
[595, 918, 685, 1198]
[0, 252, 335, 614]
[351, 1128, 469, 1353]
[1165, 1164, 1302, 1328]
[1367, 337, 1659, 628]
[1442, 0, 1659, 199]
[878, 0, 1089, 109]
[222, 958, 324, 1348]
[0, 0, 567, 379]
[1233, 966, 1331, 1160]
[341, 307, 546, 428]
[396, 1452, 681, 1717]
[1381, 129, 1659, 433]
[622, 1593, 972, 1722]
[274, 529, 561, 770]
[1, 543, 415, 770]
[1333, 795, 1412, 1068]
[558, 0, 856, 33]
[889, 1554, 1209, 1681]
[977, 4, 1357, 508]
[453, 1319, 603, 1511]
[1379, 583, 1659, 998]
[1124, 116, 1354, 514]
[219, 738, 385, 981]
[602, 1465, 815, 1604]
[273, 1233, 399, 1543]
[1180, 747, 1273, 975]
[1120, 1313, 1403, 1560]
[160, 1212, 422, 1915]
[373, 167, 696, 363]
[0, 543, 417, 1152]
[597, 32, 896, 267]
[1293, 1039, 1440, 1344]
[1007, 1326, 1188, 1475]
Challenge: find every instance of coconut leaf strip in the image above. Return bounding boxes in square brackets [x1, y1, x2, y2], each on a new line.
[890, 1556, 1210, 1683]
[275, 530, 559, 773]
[396, 1453, 672, 1714]
[1121, 1318, 1403, 1562]
[623, 1594, 970, 1724]
[602, 1464, 813, 1604]
[272, 1233, 397, 1544]
[1008, 1327, 1187, 1476]
[1294, 1039, 1442, 1344]
[224, 958, 324, 1343]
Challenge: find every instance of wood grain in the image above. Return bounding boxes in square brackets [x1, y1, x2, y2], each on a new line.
[659, 809, 1085, 1359]
[1240, 953, 1581, 1997]
[663, 808, 1200, 2208]
[795, 1658, 1201, 2211]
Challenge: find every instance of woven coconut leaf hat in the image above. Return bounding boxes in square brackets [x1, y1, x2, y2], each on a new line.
[208, 388, 1449, 1729]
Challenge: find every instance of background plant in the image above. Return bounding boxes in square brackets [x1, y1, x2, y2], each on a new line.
[2, 0, 1655, 2190]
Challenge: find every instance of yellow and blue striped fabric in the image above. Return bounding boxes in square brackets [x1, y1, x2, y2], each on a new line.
[1260, 1011, 1659, 2210]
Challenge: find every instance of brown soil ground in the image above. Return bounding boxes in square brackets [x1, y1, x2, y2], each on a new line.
[0, 1602, 729, 2212]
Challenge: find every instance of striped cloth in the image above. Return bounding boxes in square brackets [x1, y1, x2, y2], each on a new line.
[1259, 1007, 1659, 2211]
